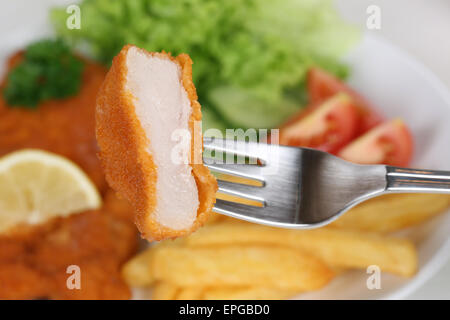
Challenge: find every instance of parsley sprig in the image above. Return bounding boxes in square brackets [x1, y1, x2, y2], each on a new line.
[3, 39, 84, 108]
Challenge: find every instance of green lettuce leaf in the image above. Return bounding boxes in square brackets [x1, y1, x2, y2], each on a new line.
[51, 0, 358, 130]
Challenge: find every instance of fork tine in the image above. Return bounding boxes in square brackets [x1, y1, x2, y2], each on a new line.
[205, 163, 264, 182]
[217, 180, 265, 203]
[212, 199, 295, 225]
[213, 199, 260, 217]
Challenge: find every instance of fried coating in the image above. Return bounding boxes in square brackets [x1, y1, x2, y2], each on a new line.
[96, 45, 217, 241]
[0, 190, 138, 300]
[0, 52, 139, 299]
[0, 52, 108, 192]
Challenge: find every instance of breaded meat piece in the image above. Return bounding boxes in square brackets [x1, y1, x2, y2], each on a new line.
[0, 52, 108, 192]
[96, 45, 217, 241]
[0, 51, 138, 300]
[0, 190, 138, 300]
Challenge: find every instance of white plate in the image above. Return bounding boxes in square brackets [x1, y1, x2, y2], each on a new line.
[296, 33, 450, 300]
[1, 1, 450, 300]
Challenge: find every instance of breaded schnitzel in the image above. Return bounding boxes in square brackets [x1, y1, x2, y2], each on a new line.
[96, 46, 217, 241]
[0, 190, 137, 300]
[0, 52, 107, 192]
[0, 51, 139, 299]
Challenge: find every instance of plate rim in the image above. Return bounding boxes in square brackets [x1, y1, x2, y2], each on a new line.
[361, 33, 450, 300]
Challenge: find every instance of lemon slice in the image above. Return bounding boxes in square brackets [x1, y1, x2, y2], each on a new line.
[0, 149, 101, 233]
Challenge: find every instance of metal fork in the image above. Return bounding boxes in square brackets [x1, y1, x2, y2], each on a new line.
[203, 137, 450, 229]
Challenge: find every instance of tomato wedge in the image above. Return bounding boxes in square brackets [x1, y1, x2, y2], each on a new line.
[338, 119, 414, 167]
[280, 93, 359, 154]
[307, 67, 384, 134]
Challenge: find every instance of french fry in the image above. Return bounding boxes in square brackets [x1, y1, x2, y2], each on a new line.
[182, 221, 417, 277]
[202, 287, 296, 300]
[328, 266, 347, 275]
[123, 193, 436, 295]
[151, 245, 334, 291]
[330, 194, 450, 233]
[121, 249, 154, 287]
[216, 175, 264, 207]
[152, 282, 179, 300]
[175, 287, 204, 300]
[205, 212, 223, 225]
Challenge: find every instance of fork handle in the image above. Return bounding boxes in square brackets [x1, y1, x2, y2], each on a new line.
[386, 166, 450, 194]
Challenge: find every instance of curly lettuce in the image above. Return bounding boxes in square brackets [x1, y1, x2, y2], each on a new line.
[51, 0, 358, 130]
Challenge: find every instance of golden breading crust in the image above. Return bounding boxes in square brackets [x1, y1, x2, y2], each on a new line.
[0, 189, 138, 300]
[96, 45, 217, 241]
